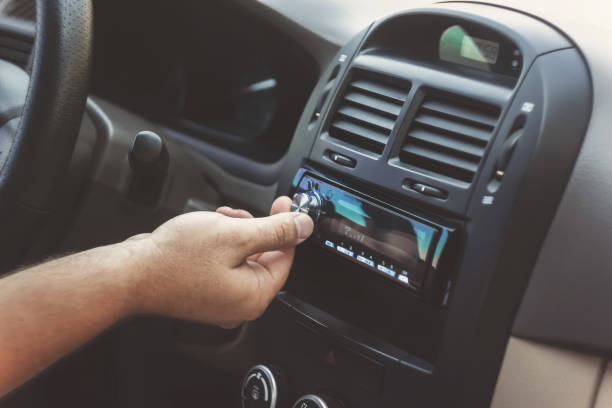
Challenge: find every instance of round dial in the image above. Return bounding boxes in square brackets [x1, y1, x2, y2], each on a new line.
[292, 394, 343, 408]
[291, 191, 323, 221]
[241, 365, 279, 408]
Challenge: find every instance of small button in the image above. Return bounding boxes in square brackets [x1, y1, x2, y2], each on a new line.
[329, 152, 356, 168]
[411, 183, 448, 199]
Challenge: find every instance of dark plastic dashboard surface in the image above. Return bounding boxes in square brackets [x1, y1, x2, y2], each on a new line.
[91, 0, 318, 164]
[272, 4, 592, 408]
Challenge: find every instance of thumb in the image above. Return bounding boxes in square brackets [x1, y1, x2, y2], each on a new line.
[232, 212, 314, 258]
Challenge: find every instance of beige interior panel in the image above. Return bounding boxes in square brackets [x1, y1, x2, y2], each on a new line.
[594, 362, 612, 408]
[491, 337, 604, 408]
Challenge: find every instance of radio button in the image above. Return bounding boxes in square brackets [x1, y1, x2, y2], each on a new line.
[377, 264, 396, 278]
[356, 255, 375, 268]
[398, 274, 410, 285]
[337, 245, 354, 257]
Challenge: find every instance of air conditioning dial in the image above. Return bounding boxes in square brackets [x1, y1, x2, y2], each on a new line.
[241, 365, 281, 408]
[292, 394, 344, 408]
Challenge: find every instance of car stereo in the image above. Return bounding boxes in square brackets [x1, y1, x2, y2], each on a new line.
[290, 169, 454, 296]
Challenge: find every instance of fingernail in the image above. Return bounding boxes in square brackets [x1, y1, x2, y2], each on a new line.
[293, 213, 314, 243]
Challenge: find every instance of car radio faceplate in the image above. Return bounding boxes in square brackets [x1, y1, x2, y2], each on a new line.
[291, 168, 454, 298]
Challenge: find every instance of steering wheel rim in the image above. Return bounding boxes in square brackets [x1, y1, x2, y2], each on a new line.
[0, 0, 93, 271]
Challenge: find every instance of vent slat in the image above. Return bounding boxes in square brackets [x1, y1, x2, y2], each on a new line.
[344, 91, 402, 117]
[337, 105, 395, 133]
[421, 99, 499, 128]
[407, 127, 486, 159]
[402, 145, 480, 173]
[327, 73, 410, 155]
[331, 120, 388, 146]
[350, 79, 408, 104]
[399, 93, 500, 184]
[414, 112, 492, 143]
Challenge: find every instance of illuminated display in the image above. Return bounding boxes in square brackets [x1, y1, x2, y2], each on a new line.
[439, 25, 500, 70]
[296, 174, 441, 291]
[461, 35, 499, 64]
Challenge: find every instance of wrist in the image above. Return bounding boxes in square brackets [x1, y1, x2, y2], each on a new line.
[113, 235, 167, 317]
[105, 237, 155, 317]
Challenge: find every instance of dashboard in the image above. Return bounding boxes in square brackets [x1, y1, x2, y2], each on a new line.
[1, 1, 612, 408]
[251, 4, 594, 407]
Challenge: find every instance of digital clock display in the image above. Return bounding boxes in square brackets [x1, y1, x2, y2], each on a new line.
[461, 36, 499, 64]
[439, 25, 500, 70]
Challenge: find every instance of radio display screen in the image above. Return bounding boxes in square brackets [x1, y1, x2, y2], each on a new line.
[295, 174, 441, 291]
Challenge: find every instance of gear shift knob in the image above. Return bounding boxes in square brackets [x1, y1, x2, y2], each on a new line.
[128, 131, 169, 205]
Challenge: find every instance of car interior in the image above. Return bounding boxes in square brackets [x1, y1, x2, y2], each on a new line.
[0, 0, 610, 407]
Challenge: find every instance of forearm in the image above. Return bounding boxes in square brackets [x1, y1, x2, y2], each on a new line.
[0, 199, 312, 398]
[0, 241, 142, 396]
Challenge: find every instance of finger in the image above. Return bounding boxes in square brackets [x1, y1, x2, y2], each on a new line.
[230, 212, 313, 261]
[243, 197, 294, 263]
[240, 248, 296, 311]
[125, 233, 151, 241]
[254, 248, 295, 291]
[217, 206, 254, 219]
[270, 196, 292, 216]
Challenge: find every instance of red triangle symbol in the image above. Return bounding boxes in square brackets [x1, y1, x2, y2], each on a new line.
[325, 349, 337, 367]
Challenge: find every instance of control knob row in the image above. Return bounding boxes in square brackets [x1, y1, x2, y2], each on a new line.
[241, 365, 343, 408]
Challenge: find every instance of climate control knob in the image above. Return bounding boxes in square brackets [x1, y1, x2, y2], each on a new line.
[291, 191, 323, 221]
[292, 394, 343, 408]
[241, 365, 281, 408]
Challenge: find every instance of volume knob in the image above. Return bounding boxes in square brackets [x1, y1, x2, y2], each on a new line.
[291, 191, 322, 221]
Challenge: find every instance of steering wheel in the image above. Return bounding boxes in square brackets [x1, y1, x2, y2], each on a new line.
[0, 0, 92, 272]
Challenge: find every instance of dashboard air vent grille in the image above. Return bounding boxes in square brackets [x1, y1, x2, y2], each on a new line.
[328, 74, 410, 155]
[400, 93, 500, 184]
[0, 0, 36, 22]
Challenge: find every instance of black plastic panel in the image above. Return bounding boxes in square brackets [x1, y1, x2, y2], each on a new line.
[310, 53, 513, 214]
[291, 7, 572, 217]
[432, 47, 591, 407]
[274, 5, 590, 408]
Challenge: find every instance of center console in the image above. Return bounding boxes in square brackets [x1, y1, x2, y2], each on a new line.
[247, 3, 592, 408]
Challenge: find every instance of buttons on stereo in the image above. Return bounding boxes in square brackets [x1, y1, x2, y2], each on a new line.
[241, 365, 282, 408]
[292, 394, 343, 408]
[292, 172, 453, 294]
[291, 191, 323, 222]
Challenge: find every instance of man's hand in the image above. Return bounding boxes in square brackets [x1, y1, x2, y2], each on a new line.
[125, 196, 313, 328]
[0, 196, 312, 396]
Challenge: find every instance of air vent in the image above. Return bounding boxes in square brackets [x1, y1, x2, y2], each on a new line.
[399, 93, 500, 185]
[0, 29, 32, 66]
[0, 0, 36, 22]
[327, 74, 410, 155]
